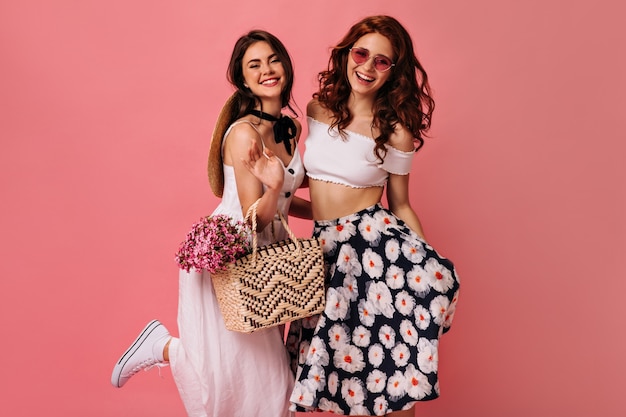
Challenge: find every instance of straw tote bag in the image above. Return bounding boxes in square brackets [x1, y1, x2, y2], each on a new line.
[212, 199, 326, 333]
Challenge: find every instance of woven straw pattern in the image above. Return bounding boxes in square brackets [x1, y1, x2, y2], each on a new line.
[212, 200, 326, 333]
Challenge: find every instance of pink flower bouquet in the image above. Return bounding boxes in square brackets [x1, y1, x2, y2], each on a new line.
[175, 214, 251, 273]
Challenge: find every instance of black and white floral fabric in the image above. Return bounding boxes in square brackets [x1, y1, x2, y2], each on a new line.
[288, 204, 460, 416]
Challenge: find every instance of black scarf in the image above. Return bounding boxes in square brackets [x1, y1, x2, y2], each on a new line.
[248, 110, 296, 155]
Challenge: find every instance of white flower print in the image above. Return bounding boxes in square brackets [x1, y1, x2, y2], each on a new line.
[373, 395, 389, 416]
[430, 295, 451, 326]
[336, 244, 362, 277]
[290, 380, 315, 406]
[385, 239, 401, 263]
[318, 398, 343, 414]
[424, 258, 455, 294]
[404, 364, 432, 400]
[316, 314, 326, 330]
[352, 325, 372, 347]
[325, 287, 349, 321]
[417, 338, 439, 374]
[293, 362, 304, 381]
[328, 263, 336, 280]
[298, 340, 310, 365]
[350, 404, 370, 416]
[368, 343, 385, 368]
[391, 343, 411, 367]
[399, 319, 419, 346]
[406, 265, 430, 297]
[450, 290, 459, 310]
[362, 248, 384, 279]
[401, 240, 426, 263]
[413, 305, 431, 330]
[306, 336, 330, 366]
[385, 264, 405, 290]
[328, 323, 350, 350]
[367, 281, 394, 318]
[333, 344, 366, 373]
[307, 365, 326, 391]
[359, 213, 382, 245]
[286, 333, 299, 354]
[301, 314, 319, 329]
[330, 219, 357, 242]
[341, 377, 366, 407]
[378, 324, 396, 350]
[386, 370, 407, 400]
[343, 274, 359, 302]
[327, 371, 339, 396]
[395, 290, 416, 316]
[443, 290, 460, 330]
[362, 283, 380, 314]
[373, 209, 398, 229]
[358, 298, 377, 327]
[318, 229, 337, 255]
[366, 369, 387, 393]
[289, 319, 302, 333]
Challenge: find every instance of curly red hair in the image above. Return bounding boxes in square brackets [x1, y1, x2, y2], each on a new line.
[315, 15, 434, 156]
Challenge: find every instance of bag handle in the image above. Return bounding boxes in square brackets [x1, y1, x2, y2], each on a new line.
[244, 198, 302, 265]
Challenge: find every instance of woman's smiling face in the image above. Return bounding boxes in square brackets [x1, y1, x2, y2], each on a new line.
[242, 41, 285, 101]
[346, 32, 395, 97]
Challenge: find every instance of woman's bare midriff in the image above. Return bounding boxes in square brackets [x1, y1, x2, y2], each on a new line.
[309, 178, 384, 221]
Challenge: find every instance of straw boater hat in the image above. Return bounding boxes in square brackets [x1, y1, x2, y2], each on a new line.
[208, 93, 240, 198]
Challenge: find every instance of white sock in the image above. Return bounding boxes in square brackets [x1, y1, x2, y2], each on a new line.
[152, 334, 170, 362]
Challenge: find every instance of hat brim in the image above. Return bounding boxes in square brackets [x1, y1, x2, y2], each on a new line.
[208, 93, 240, 198]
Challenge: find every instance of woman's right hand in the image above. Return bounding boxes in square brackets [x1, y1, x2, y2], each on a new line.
[241, 146, 284, 192]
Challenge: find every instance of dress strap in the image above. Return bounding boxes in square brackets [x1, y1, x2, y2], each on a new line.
[221, 120, 266, 153]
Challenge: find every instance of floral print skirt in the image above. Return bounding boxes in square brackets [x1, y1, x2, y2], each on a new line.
[287, 204, 460, 415]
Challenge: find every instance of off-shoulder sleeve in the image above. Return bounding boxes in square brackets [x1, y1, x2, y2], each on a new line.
[380, 145, 415, 175]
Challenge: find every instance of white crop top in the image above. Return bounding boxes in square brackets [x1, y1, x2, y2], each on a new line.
[303, 117, 415, 188]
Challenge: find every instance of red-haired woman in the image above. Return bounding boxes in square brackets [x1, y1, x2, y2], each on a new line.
[287, 15, 460, 417]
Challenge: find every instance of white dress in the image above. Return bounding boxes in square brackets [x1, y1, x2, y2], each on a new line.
[168, 121, 305, 417]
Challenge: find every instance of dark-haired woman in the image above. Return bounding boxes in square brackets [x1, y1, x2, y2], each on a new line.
[111, 30, 308, 417]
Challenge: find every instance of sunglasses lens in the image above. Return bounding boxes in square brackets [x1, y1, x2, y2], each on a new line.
[351, 48, 369, 64]
[374, 57, 392, 71]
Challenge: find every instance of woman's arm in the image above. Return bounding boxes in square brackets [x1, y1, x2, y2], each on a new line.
[386, 126, 426, 239]
[225, 123, 283, 232]
[288, 196, 312, 219]
[386, 173, 425, 239]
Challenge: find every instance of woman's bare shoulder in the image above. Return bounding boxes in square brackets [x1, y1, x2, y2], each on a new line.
[307, 99, 333, 123]
[224, 118, 262, 148]
[388, 124, 417, 152]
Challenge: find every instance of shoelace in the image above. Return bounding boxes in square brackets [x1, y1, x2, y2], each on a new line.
[124, 359, 168, 378]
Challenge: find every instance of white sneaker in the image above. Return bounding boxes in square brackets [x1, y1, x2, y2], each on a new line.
[111, 320, 170, 388]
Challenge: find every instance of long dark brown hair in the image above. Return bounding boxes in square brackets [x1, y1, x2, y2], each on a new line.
[208, 30, 297, 198]
[226, 30, 297, 121]
[316, 15, 434, 156]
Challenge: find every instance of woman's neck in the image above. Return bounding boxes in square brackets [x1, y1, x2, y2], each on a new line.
[347, 94, 375, 120]
[254, 100, 282, 118]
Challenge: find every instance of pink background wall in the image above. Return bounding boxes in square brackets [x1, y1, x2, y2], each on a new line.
[1, 1, 624, 416]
